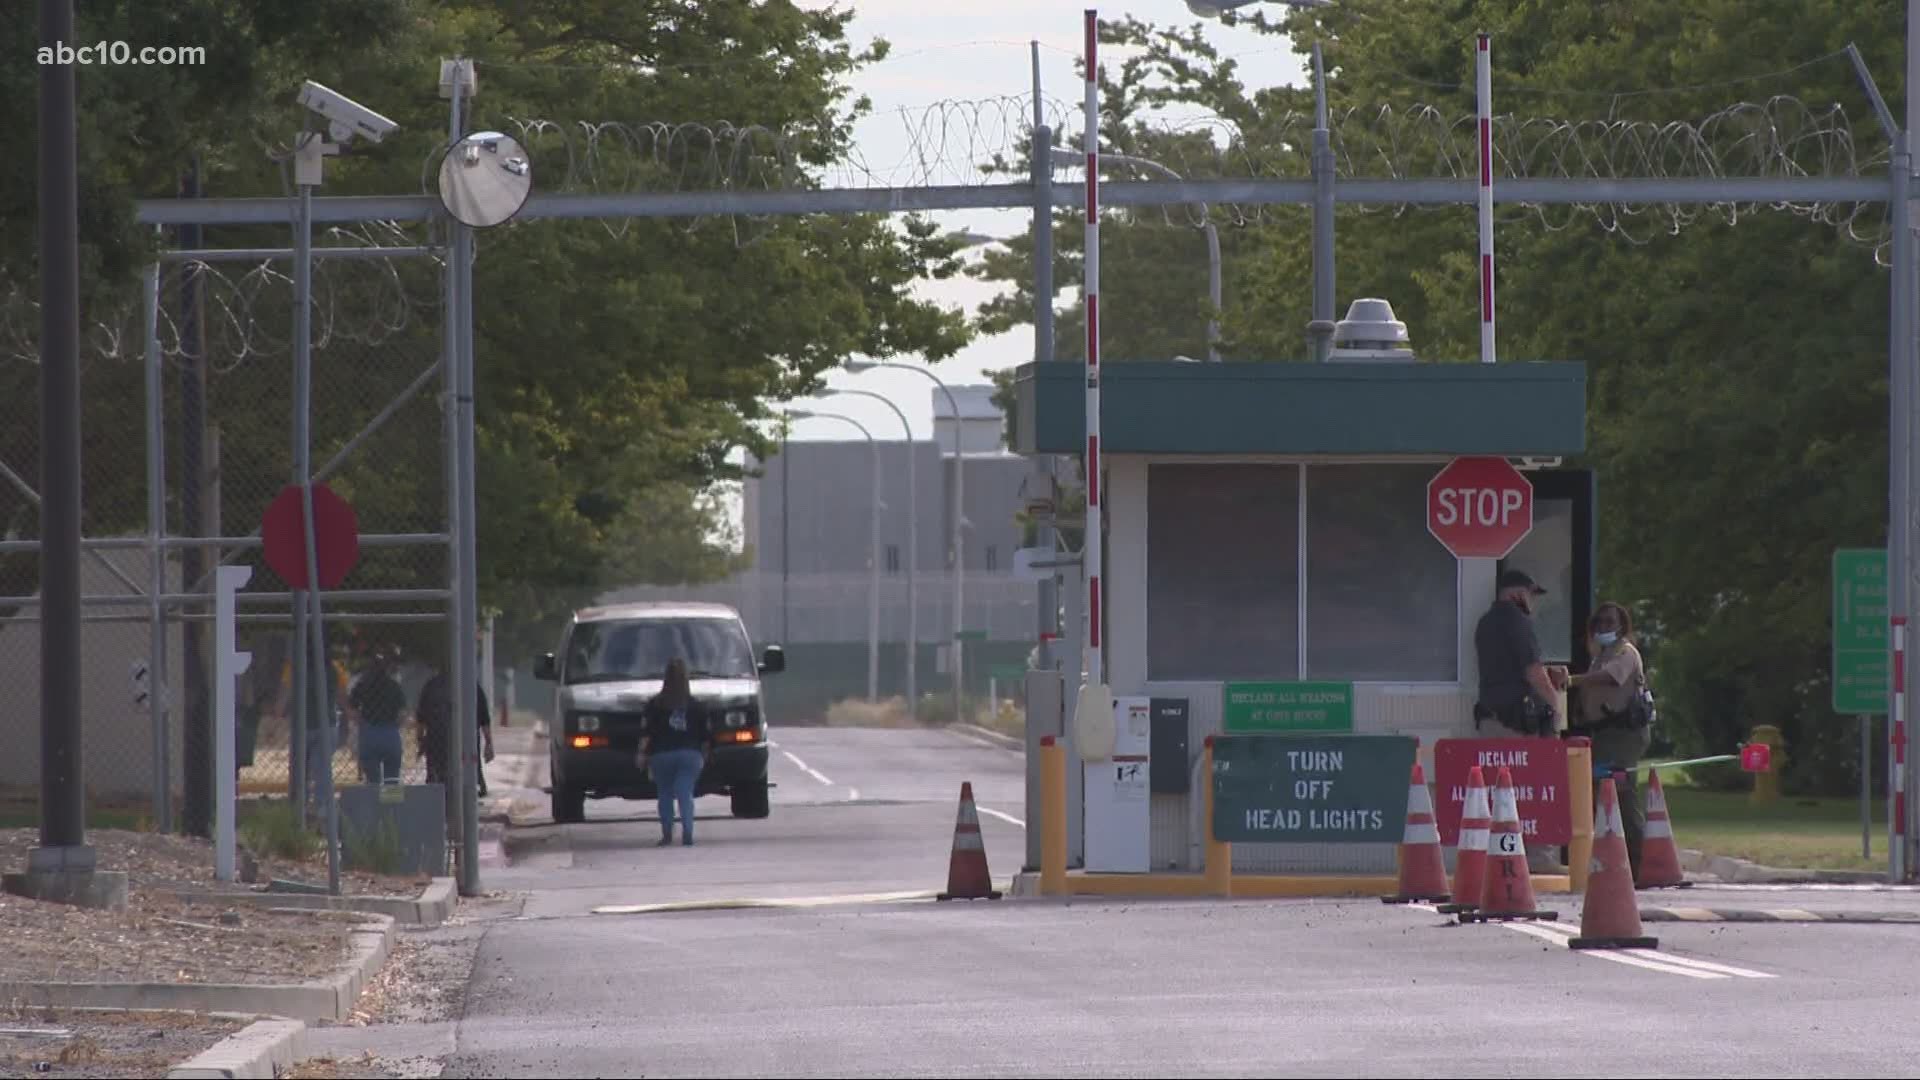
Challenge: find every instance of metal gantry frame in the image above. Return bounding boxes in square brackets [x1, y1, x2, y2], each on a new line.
[78, 25, 1920, 883]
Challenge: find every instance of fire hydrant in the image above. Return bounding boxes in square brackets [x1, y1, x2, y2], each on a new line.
[1747, 724, 1785, 807]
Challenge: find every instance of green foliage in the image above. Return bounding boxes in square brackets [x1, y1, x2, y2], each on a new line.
[0, 2, 971, 659]
[238, 798, 323, 862]
[968, 0, 1902, 795]
[341, 813, 405, 876]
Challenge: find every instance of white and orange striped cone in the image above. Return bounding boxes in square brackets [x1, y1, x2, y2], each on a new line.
[1459, 766, 1559, 923]
[937, 781, 1002, 901]
[1383, 763, 1451, 904]
[1570, 775, 1660, 950]
[1636, 768, 1690, 889]
[1437, 765, 1491, 915]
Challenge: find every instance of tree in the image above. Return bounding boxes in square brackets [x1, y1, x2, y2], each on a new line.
[0, 2, 972, 667]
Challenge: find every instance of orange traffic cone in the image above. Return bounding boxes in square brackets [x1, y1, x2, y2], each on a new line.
[937, 781, 1002, 901]
[1570, 775, 1660, 950]
[1437, 765, 1491, 915]
[1383, 763, 1451, 904]
[1636, 768, 1689, 889]
[1459, 766, 1558, 924]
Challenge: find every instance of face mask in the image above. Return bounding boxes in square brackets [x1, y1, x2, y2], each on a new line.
[1595, 631, 1619, 647]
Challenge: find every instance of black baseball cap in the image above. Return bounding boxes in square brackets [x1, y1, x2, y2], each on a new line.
[1497, 569, 1548, 595]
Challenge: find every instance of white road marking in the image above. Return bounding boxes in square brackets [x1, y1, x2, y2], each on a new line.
[978, 807, 1025, 828]
[1400, 905, 1772, 981]
[780, 750, 834, 786]
[1525, 919, 1772, 980]
[847, 787, 861, 802]
[949, 729, 1020, 753]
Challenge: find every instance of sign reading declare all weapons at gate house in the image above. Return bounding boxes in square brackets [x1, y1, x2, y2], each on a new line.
[1211, 734, 1417, 844]
[1432, 738, 1571, 846]
[1223, 681, 1355, 734]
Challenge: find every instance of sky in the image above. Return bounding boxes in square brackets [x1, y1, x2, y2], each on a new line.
[768, 0, 1311, 448]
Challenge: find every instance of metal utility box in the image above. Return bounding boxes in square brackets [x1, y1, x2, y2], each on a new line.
[1150, 697, 1190, 794]
[337, 782, 448, 877]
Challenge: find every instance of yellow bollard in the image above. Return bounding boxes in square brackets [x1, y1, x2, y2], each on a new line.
[1749, 724, 1785, 807]
[1566, 741, 1594, 895]
[1040, 735, 1068, 896]
[1203, 737, 1232, 897]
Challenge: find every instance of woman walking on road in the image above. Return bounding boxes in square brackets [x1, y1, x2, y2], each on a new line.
[640, 658, 709, 847]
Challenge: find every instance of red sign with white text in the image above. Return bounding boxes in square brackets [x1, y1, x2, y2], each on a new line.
[1434, 738, 1571, 846]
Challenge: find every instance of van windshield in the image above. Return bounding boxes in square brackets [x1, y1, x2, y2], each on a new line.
[564, 617, 757, 684]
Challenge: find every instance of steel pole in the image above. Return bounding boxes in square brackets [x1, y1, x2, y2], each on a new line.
[442, 67, 468, 872]
[293, 175, 341, 896]
[1082, 9, 1104, 695]
[1032, 62, 1060, 675]
[1310, 40, 1336, 362]
[868, 433, 881, 701]
[144, 259, 172, 833]
[455, 209, 481, 898]
[35, 0, 87, 860]
[1892, 129, 1913, 883]
[1904, 0, 1920, 879]
[1477, 33, 1496, 364]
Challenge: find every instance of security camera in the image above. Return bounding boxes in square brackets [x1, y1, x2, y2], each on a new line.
[297, 80, 398, 145]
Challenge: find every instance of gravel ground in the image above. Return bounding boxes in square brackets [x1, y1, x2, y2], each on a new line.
[0, 892, 356, 986]
[0, 828, 429, 899]
[0, 1009, 245, 1079]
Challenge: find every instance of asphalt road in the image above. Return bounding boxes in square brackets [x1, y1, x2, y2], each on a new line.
[346, 725, 1920, 1078]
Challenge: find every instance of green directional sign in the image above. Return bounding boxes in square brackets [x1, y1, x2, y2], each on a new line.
[1833, 548, 1889, 715]
[1211, 734, 1416, 844]
[1223, 681, 1354, 734]
[955, 629, 988, 642]
[989, 664, 1026, 682]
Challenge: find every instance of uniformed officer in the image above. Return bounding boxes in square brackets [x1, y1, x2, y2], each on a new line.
[1472, 569, 1561, 737]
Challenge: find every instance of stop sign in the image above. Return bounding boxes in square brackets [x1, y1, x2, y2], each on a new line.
[1426, 456, 1533, 559]
[261, 482, 361, 590]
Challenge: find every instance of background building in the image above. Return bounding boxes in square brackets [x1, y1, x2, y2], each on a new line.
[601, 384, 1039, 721]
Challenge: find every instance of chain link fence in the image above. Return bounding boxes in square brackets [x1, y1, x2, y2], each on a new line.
[0, 242, 458, 835]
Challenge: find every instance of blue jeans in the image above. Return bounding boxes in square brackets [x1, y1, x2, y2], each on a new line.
[357, 724, 404, 784]
[649, 748, 704, 842]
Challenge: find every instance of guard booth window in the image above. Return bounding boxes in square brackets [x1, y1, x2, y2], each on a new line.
[1147, 462, 1459, 684]
[1148, 464, 1300, 681]
[1304, 464, 1458, 682]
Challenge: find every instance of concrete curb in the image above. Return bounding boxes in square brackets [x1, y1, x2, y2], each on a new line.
[1640, 905, 1920, 924]
[1679, 847, 1887, 885]
[167, 1017, 309, 1079]
[0, 914, 395, 1024]
[950, 723, 1023, 752]
[171, 877, 456, 927]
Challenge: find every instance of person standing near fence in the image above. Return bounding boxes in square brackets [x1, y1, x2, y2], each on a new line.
[350, 647, 408, 784]
[418, 667, 494, 797]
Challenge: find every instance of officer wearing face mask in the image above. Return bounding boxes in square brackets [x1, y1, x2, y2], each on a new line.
[1472, 569, 1561, 737]
[1560, 601, 1652, 879]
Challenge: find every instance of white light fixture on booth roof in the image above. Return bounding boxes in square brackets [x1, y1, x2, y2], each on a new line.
[1327, 297, 1416, 363]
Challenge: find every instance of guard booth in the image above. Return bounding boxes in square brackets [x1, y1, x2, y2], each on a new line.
[1012, 301, 1591, 882]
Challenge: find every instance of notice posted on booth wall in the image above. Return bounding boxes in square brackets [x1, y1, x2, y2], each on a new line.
[1432, 738, 1571, 845]
[1211, 735, 1415, 845]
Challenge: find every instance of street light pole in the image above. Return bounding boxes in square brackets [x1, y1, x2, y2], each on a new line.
[843, 363, 966, 724]
[785, 410, 880, 702]
[825, 388, 917, 711]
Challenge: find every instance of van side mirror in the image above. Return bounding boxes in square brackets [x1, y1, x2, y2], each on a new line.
[758, 645, 786, 675]
[534, 653, 558, 681]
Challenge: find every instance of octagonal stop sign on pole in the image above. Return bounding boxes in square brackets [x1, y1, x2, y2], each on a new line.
[261, 482, 361, 590]
[1427, 456, 1534, 560]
